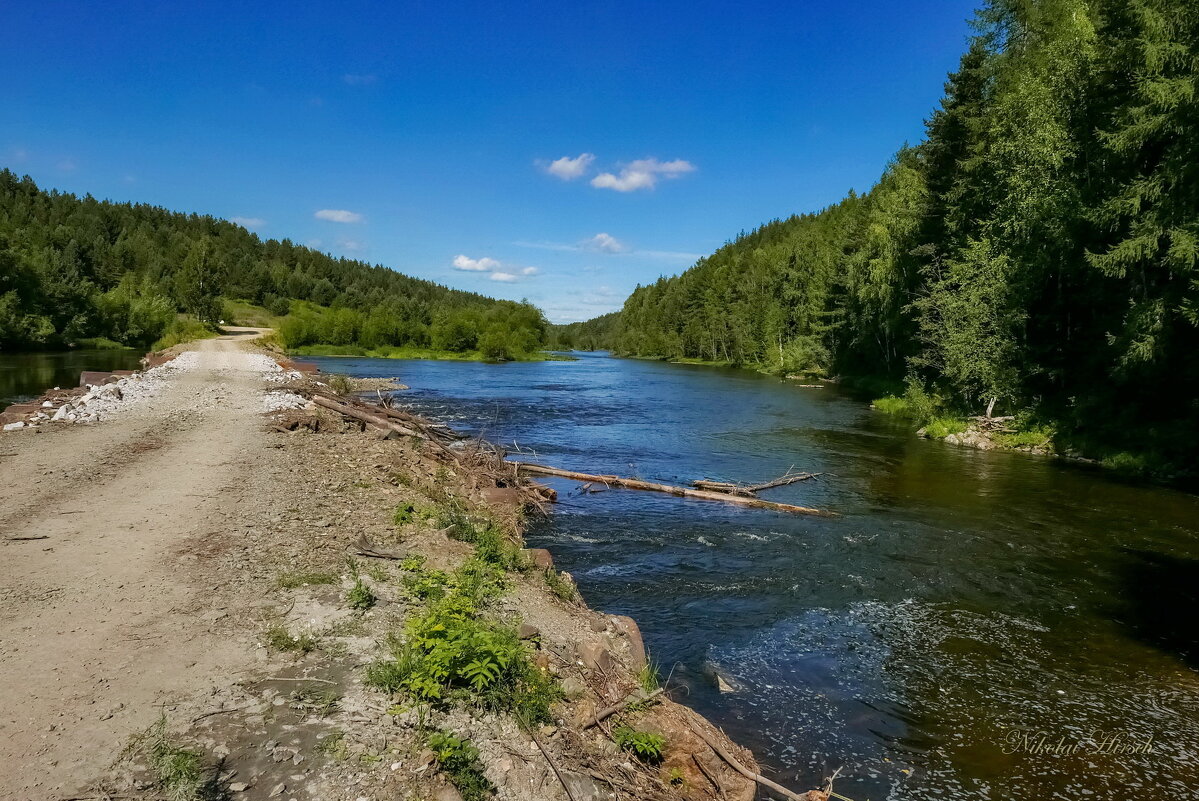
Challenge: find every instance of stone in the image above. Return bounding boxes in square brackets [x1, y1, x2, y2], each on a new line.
[229, 782, 250, 792]
[3, 421, 26, 431]
[611, 615, 648, 671]
[532, 651, 551, 671]
[523, 548, 554, 569]
[561, 676, 587, 699]
[560, 770, 615, 801]
[52, 406, 70, 421]
[578, 640, 613, 673]
[434, 786, 465, 801]
[518, 623, 540, 640]
[269, 783, 286, 798]
[41, 401, 54, 408]
[589, 617, 608, 633]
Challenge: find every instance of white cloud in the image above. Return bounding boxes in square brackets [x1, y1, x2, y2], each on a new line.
[315, 209, 363, 223]
[521, 266, 539, 276]
[231, 216, 265, 227]
[489, 272, 518, 282]
[543, 153, 595, 180]
[591, 158, 695, 192]
[453, 254, 501, 272]
[343, 73, 377, 85]
[582, 232, 627, 253]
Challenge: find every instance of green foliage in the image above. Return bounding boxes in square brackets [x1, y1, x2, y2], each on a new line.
[326, 373, 354, 396]
[426, 731, 493, 801]
[365, 597, 559, 722]
[0, 170, 547, 353]
[922, 416, 969, 439]
[635, 661, 661, 694]
[612, 726, 666, 763]
[871, 396, 910, 415]
[595, 0, 1199, 476]
[152, 316, 218, 350]
[124, 716, 225, 801]
[346, 578, 377, 610]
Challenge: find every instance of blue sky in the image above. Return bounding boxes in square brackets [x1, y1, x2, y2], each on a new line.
[2, 0, 978, 322]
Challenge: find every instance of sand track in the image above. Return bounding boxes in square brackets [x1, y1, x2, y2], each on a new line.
[0, 330, 280, 800]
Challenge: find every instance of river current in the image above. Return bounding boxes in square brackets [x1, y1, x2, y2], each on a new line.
[312, 351, 1199, 800]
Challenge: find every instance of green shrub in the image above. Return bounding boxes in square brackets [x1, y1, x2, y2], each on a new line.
[427, 731, 493, 801]
[365, 595, 559, 722]
[346, 578, 376, 610]
[922, 416, 969, 438]
[1102, 451, 1151, 476]
[152, 316, 218, 350]
[612, 726, 666, 763]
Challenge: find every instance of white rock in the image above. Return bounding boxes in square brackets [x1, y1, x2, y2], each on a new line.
[42, 400, 54, 408]
[52, 406, 70, 421]
[3, 421, 26, 431]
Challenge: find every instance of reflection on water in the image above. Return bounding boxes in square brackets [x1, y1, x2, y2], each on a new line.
[0, 349, 144, 406]
[313, 351, 1199, 799]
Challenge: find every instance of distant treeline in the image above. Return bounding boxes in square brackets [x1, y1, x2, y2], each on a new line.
[0, 170, 547, 356]
[603, 0, 1198, 474]
[546, 311, 620, 351]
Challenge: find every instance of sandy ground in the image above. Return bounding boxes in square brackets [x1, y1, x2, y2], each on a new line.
[0, 329, 281, 800]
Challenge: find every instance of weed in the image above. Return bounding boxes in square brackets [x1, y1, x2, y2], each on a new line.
[667, 766, 686, 787]
[124, 716, 226, 801]
[402, 564, 452, 601]
[346, 578, 377, 610]
[363, 562, 389, 582]
[316, 729, 348, 760]
[543, 569, 579, 603]
[393, 503, 417, 526]
[276, 570, 339, 590]
[327, 373, 354, 396]
[290, 688, 341, 718]
[265, 623, 318, 654]
[635, 661, 661, 694]
[1102, 451, 1150, 476]
[427, 731, 493, 801]
[400, 554, 427, 571]
[613, 726, 666, 763]
[365, 595, 560, 722]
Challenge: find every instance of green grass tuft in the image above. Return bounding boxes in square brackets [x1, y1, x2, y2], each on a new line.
[125, 716, 226, 801]
[922, 416, 969, 439]
[264, 623, 319, 654]
[346, 578, 376, 610]
[427, 731, 493, 801]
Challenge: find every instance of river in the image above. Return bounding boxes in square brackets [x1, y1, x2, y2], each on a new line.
[311, 351, 1199, 800]
[0, 349, 145, 407]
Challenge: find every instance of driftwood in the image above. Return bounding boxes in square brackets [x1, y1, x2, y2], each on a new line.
[582, 687, 666, 729]
[688, 718, 814, 801]
[693, 469, 820, 496]
[313, 395, 418, 437]
[510, 462, 835, 517]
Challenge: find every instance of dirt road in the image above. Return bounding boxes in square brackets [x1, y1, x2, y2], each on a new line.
[0, 330, 282, 799]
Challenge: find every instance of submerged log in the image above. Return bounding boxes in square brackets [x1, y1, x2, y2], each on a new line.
[510, 461, 835, 517]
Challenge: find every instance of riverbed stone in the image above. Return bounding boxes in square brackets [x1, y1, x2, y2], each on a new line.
[524, 548, 554, 569]
[579, 640, 613, 673]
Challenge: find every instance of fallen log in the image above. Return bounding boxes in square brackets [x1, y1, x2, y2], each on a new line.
[510, 462, 835, 517]
[313, 395, 419, 437]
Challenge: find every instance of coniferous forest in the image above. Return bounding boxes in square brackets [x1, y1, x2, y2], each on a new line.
[0, 170, 547, 359]
[601, 0, 1198, 475]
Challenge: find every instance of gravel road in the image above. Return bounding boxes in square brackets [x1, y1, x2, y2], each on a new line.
[0, 329, 288, 799]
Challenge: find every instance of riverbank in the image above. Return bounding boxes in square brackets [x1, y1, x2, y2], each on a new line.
[0, 334, 804, 801]
[289, 344, 577, 363]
